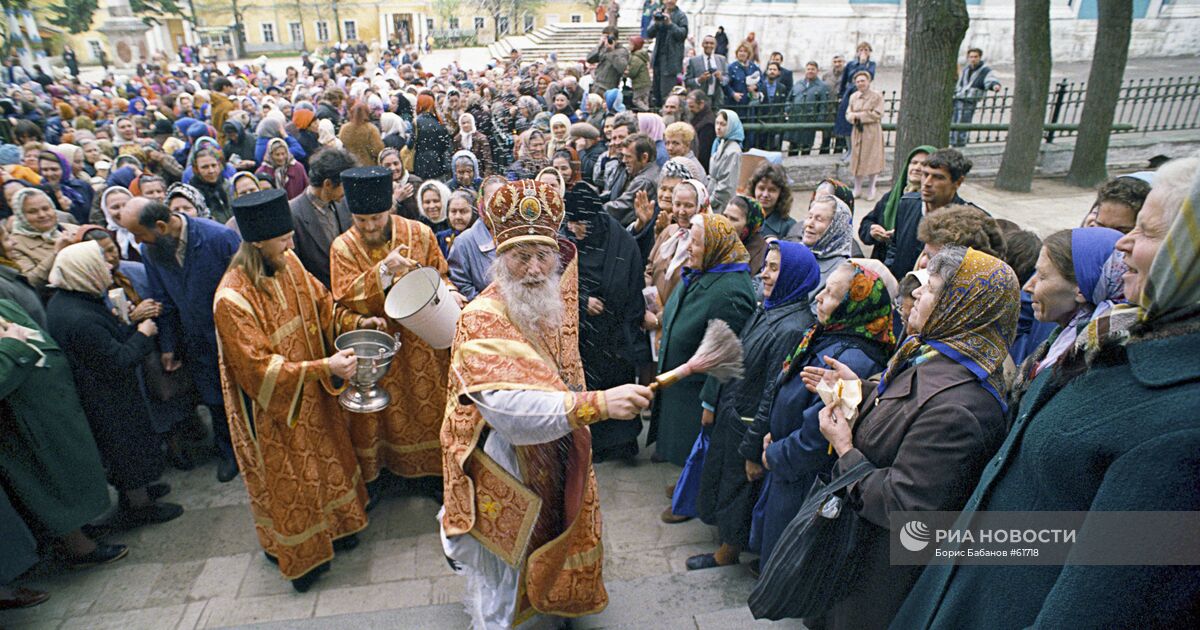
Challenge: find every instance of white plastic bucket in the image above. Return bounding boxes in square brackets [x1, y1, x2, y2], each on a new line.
[384, 266, 460, 349]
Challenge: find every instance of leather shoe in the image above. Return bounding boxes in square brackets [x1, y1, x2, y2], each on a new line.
[67, 543, 129, 569]
[664, 483, 676, 500]
[685, 553, 722, 571]
[0, 587, 50, 610]
[216, 457, 239, 483]
[660, 507, 691, 524]
[117, 502, 183, 529]
[291, 561, 330, 593]
[332, 534, 359, 552]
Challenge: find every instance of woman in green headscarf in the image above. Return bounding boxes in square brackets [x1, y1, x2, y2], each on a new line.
[858, 144, 936, 262]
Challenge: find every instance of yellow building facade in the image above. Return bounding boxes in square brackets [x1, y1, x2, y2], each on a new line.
[194, 0, 599, 55]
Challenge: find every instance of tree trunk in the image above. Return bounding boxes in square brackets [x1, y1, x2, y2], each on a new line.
[994, 0, 1051, 192]
[893, 0, 970, 179]
[1066, 0, 1133, 188]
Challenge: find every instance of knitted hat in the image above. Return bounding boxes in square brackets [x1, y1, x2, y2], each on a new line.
[0, 144, 21, 166]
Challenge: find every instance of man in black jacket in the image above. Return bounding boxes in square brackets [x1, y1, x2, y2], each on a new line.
[878, 148, 979, 279]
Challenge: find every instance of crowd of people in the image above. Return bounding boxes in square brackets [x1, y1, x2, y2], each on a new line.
[0, 11, 1196, 630]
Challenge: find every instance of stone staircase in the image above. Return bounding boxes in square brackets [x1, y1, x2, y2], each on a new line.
[486, 8, 649, 64]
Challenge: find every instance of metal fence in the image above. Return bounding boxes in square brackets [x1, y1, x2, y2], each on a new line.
[726, 75, 1200, 152]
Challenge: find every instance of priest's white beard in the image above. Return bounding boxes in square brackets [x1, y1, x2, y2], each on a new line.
[493, 260, 563, 336]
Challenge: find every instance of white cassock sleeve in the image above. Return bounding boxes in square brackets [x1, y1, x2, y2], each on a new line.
[473, 390, 572, 446]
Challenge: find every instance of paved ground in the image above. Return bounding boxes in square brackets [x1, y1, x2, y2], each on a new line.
[0, 419, 804, 630]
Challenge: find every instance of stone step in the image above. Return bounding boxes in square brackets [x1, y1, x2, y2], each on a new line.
[234, 567, 806, 629]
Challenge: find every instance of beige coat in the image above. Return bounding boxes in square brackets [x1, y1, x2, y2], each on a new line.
[9, 223, 79, 290]
[847, 89, 885, 177]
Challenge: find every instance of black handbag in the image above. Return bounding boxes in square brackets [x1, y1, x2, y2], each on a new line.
[747, 459, 875, 620]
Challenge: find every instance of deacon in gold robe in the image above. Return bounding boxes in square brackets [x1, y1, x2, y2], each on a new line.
[329, 166, 464, 485]
[439, 180, 655, 629]
[214, 190, 386, 592]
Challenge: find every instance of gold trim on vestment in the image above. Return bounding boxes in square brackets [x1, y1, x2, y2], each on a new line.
[259, 354, 283, 410]
[269, 315, 303, 347]
[252, 468, 364, 545]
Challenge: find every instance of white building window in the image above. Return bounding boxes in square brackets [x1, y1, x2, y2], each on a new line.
[261, 23, 275, 43]
[474, 17, 485, 30]
[427, 18, 434, 30]
[289, 22, 303, 43]
[497, 16, 509, 35]
[571, 15, 582, 23]
[316, 21, 329, 42]
[524, 15, 534, 33]
[449, 17, 459, 29]
[343, 20, 357, 41]
[87, 40, 103, 61]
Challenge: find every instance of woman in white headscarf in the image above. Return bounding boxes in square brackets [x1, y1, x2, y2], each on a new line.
[45, 241, 183, 526]
[317, 118, 343, 149]
[99, 185, 140, 262]
[452, 112, 494, 176]
[8, 188, 79, 290]
[380, 111, 407, 151]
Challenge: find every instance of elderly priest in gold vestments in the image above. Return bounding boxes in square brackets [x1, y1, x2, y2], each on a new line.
[439, 179, 655, 629]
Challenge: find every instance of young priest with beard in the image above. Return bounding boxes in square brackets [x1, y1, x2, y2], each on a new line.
[330, 167, 463, 498]
[213, 189, 386, 593]
[439, 179, 654, 629]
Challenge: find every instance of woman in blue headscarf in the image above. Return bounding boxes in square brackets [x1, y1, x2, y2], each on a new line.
[604, 87, 626, 114]
[1008, 227, 1125, 409]
[688, 240, 822, 570]
[708, 109, 744, 213]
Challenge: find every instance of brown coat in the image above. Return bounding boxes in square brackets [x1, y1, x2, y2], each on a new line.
[338, 122, 385, 167]
[847, 89, 885, 177]
[824, 354, 1007, 630]
[9, 224, 79, 290]
[643, 224, 689, 310]
[210, 92, 235, 146]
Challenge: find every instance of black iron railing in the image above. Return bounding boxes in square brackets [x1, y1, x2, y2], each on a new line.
[724, 75, 1200, 152]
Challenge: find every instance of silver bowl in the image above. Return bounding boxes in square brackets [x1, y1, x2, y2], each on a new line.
[334, 329, 401, 413]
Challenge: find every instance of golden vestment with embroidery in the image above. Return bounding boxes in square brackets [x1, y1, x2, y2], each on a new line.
[440, 244, 609, 625]
[330, 215, 451, 480]
[214, 251, 369, 580]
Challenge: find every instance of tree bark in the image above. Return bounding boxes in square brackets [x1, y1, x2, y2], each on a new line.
[894, 0, 970, 179]
[1066, 0, 1133, 188]
[995, 0, 1051, 192]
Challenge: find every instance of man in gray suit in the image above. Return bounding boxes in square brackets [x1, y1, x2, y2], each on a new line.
[289, 148, 356, 288]
[684, 35, 727, 109]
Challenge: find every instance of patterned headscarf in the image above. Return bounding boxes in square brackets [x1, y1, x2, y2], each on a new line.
[781, 261, 895, 373]
[682, 213, 750, 287]
[1035, 228, 1124, 375]
[809, 194, 854, 259]
[1140, 162, 1200, 322]
[881, 248, 1020, 410]
[167, 182, 211, 219]
[734, 194, 764, 242]
[263, 137, 295, 192]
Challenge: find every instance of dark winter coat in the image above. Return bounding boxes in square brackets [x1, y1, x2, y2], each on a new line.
[893, 324, 1200, 630]
[412, 112, 453, 180]
[46, 289, 162, 491]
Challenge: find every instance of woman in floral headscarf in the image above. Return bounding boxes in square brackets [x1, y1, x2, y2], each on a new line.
[255, 137, 308, 200]
[8, 188, 79, 291]
[800, 193, 855, 302]
[804, 246, 1017, 629]
[689, 240, 822, 570]
[651, 213, 756, 485]
[721, 194, 768, 276]
[743, 259, 895, 565]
